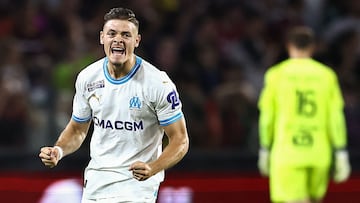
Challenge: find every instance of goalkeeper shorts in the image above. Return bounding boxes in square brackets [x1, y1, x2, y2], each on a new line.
[270, 163, 330, 202]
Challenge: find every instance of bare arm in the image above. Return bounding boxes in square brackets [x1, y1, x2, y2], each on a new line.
[39, 119, 91, 168]
[151, 117, 189, 173]
[129, 118, 189, 181]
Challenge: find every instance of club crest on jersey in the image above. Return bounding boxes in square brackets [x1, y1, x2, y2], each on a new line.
[129, 96, 142, 109]
[167, 90, 180, 109]
[87, 80, 105, 92]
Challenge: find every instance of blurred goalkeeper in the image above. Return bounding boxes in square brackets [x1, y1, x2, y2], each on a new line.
[257, 26, 351, 203]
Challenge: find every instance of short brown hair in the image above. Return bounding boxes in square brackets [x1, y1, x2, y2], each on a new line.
[286, 26, 315, 49]
[104, 7, 139, 30]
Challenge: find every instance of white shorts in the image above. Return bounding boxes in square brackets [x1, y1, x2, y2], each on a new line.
[81, 180, 159, 203]
[82, 168, 161, 202]
[81, 194, 157, 203]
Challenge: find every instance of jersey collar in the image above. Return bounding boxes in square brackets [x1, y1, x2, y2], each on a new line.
[103, 56, 142, 84]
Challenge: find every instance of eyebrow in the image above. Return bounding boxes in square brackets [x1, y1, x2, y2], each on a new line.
[106, 29, 133, 36]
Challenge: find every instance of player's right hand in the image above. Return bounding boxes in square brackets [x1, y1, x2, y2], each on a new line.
[39, 147, 60, 168]
[258, 148, 270, 177]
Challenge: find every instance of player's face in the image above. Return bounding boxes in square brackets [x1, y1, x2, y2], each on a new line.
[100, 19, 140, 66]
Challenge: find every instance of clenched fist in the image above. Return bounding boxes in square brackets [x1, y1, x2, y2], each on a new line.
[39, 146, 63, 168]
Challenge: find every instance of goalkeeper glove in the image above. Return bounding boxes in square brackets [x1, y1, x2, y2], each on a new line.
[258, 148, 270, 177]
[333, 150, 351, 183]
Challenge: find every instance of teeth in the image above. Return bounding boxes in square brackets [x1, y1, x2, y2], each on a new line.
[112, 47, 125, 53]
[113, 48, 124, 51]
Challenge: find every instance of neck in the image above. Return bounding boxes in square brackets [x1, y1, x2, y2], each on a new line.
[287, 45, 313, 59]
[289, 51, 312, 58]
[107, 56, 136, 79]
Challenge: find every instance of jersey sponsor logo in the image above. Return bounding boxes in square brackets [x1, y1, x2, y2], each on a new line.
[292, 128, 314, 146]
[93, 116, 144, 131]
[167, 90, 180, 109]
[87, 80, 105, 92]
[129, 96, 142, 109]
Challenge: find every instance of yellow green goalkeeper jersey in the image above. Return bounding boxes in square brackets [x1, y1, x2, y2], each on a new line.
[258, 58, 347, 166]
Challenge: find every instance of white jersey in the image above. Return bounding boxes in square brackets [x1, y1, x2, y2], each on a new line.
[72, 56, 184, 200]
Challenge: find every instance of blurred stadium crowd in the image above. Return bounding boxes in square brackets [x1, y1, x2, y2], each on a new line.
[0, 0, 359, 170]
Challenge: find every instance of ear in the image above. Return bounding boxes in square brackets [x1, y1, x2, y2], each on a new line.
[286, 43, 293, 53]
[100, 31, 104, 45]
[134, 34, 141, 48]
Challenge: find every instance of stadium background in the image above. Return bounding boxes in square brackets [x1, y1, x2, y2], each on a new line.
[0, 0, 359, 202]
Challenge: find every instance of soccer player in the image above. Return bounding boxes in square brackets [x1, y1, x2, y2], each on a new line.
[39, 7, 189, 203]
[257, 26, 351, 203]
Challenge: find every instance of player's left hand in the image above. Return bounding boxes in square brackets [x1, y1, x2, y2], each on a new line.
[334, 150, 351, 183]
[129, 161, 153, 181]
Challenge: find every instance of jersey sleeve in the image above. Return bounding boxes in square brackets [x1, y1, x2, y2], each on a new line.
[71, 73, 92, 123]
[327, 73, 347, 149]
[154, 72, 183, 126]
[258, 68, 276, 149]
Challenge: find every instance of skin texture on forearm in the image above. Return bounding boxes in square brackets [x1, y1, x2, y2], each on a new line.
[55, 119, 91, 157]
[149, 118, 189, 175]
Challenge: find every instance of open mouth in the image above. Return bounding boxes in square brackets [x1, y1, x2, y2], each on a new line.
[111, 47, 125, 55]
